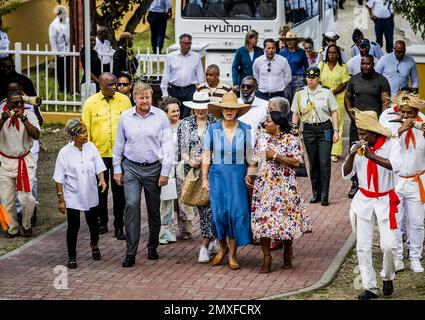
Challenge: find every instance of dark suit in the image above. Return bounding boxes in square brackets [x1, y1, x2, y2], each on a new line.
[232, 46, 263, 86]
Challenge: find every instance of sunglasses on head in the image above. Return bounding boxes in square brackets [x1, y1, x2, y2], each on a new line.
[116, 82, 130, 87]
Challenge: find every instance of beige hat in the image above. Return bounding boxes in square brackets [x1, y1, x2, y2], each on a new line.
[208, 91, 251, 119]
[391, 91, 425, 110]
[281, 31, 304, 41]
[351, 108, 394, 138]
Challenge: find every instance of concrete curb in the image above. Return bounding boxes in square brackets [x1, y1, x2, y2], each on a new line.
[0, 222, 66, 261]
[258, 232, 357, 300]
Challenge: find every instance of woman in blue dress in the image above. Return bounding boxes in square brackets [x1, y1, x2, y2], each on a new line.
[201, 91, 257, 270]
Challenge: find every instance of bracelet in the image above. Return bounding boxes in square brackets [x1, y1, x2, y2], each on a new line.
[57, 192, 63, 196]
[21, 116, 28, 123]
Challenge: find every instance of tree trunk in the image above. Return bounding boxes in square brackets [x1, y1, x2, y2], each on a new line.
[125, 2, 150, 35]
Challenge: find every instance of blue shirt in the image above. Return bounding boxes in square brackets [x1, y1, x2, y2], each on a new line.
[113, 106, 174, 176]
[376, 53, 419, 96]
[148, 0, 172, 13]
[350, 42, 384, 59]
[279, 48, 309, 76]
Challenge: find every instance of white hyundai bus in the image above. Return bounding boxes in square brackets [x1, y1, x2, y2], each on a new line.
[174, 0, 339, 83]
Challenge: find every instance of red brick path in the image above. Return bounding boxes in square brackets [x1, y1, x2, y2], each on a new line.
[0, 157, 352, 300]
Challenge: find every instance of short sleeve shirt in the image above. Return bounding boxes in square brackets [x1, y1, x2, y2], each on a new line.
[345, 71, 390, 116]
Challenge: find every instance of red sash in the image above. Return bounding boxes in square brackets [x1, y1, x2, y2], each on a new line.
[359, 188, 399, 230]
[366, 135, 386, 192]
[0, 151, 31, 192]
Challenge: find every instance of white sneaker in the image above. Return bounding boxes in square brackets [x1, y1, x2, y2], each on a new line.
[395, 260, 404, 272]
[208, 240, 218, 255]
[198, 246, 210, 263]
[410, 259, 424, 273]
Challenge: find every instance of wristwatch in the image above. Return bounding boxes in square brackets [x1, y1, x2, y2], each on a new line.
[21, 116, 28, 122]
[333, 129, 339, 132]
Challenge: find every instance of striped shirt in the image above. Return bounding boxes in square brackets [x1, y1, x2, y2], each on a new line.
[197, 82, 232, 103]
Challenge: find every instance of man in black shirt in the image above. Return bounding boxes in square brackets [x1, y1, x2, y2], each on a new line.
[0, 56, 36, 101]
[344, 54, 391, 198]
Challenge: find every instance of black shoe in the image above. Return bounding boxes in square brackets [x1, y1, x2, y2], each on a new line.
[383, 280, 394, 296]
[358, 290, 378, 300]
[348, 183, 359, 199]
[148, 248, 159, 260]
[99, 224, 108, 235]
[310, 195, 320, 204]
[114, 228, 126, 240]
[67, 259, 77, 269]
[321, 200, 329, 206]
[122, 255, 135, 267]
[22, 228, 33, 238]
[5, 231, 20, 238]
[91, 246, 101, 260]
[31, 207, 37, 227]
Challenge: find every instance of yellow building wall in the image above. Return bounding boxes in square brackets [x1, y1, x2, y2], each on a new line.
[3, 0, 175, 49]
[418, 64, 425, 98]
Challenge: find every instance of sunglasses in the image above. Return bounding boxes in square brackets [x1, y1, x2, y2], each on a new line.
[241, 84, 254, 90]
[12, 100, 24, 106]
[267, 62, 271, 72]
[116, 82, 130, 87]
[205, 73, 217, 77]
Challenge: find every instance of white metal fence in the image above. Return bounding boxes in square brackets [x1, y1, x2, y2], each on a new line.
[0, 42, 168, 112]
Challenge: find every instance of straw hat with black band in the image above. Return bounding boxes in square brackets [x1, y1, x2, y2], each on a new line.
[280, 31, 304, 42]
[208, 91, 251, 119]
[351, 108, 394, 138]
[183, 91, 210, 110]
[391, 91, 425, 111]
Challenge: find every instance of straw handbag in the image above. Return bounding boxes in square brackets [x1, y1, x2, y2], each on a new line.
[181, 168, 210, 206]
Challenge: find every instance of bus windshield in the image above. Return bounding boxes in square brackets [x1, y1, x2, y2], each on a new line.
[181, 0, 277, 20]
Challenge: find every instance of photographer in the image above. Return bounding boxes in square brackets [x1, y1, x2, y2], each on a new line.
[0, 90, 40, 238]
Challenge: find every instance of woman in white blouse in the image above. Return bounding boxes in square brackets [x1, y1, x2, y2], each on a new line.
[53, 118, 107, 269]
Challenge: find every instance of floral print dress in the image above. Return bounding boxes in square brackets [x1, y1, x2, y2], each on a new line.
[251, 131, 311, 241]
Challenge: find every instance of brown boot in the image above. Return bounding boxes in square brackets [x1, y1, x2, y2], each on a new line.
[260, 237, 272, 273]
[228, 239, 240, 270]
[212, 240, 228, 266]
[283, 239, 293, 269]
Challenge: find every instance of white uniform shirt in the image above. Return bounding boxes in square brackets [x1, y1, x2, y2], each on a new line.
[252, 54, 292, 94]
[48, 16, 70, 54]
[237, 96, 268, 145]
[160, 50, 205, 96]
[94, 37, 114, 65]
[346, 55, 379, 76]
[342, 138, 402, 221]
[53, 141, 106, 211]
[397, 121, 425, 177]
[367, 0, 392, 19]
[0, 31, 10, 58]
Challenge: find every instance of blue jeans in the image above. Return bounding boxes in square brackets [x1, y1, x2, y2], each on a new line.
[374, 17, 394, 53]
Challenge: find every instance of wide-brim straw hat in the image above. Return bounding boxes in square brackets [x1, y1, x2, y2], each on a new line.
[390, 91, 425, 111]
[280, 31, 304, 42]
[183, 91, 210, 109]
[208, 91, 251, 119]
[351, 108, 394, 138]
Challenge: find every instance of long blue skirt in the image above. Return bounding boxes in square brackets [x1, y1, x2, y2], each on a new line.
[209, 163, 252, 247]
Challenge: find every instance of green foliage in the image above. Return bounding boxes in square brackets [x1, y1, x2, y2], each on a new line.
[0, 0, 20, 31]
[388, 0, 425, 40]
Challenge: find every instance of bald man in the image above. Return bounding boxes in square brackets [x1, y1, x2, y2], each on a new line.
[82, 72, 132, 238]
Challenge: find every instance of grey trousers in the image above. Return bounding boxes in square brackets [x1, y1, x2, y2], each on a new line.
[122, 158, 162, 256]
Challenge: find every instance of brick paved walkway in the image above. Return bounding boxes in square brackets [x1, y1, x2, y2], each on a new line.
[0, 156, 353, 300]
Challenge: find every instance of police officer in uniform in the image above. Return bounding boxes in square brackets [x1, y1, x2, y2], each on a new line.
[291, 67, 339, 206]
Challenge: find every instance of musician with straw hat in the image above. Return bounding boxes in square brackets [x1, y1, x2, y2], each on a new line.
[342, 109, 402, 300]
[201, 91, 256, 270]
[387, 92, 425, 273]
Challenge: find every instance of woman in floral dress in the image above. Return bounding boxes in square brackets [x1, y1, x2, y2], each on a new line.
[159, 98, 196, 244]
[249, 111, 311, 273]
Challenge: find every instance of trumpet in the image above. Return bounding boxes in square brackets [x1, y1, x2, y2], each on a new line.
[389, 119, 425, 131]
[357, 142, 367, 156]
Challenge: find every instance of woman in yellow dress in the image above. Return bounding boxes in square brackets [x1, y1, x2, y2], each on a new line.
[318, 44, 350, 162]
